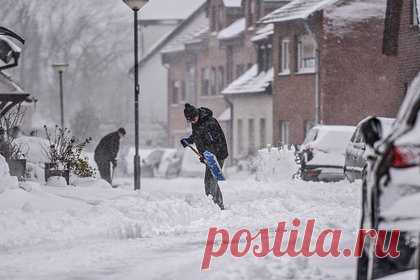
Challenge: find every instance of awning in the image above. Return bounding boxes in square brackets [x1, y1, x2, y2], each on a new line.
[222, 65, 273, 95]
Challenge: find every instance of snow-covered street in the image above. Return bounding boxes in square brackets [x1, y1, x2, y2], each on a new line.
[0, 177, 361, 280]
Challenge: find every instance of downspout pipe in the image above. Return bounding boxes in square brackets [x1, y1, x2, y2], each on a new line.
[303, 21, 321, 125]
[224, 96, 234, 166]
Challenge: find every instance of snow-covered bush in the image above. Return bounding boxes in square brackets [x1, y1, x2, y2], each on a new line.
[254, 145, 298, 182]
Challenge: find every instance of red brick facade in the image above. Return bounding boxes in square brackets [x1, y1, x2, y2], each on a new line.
[384, 0, 420, 95]
[271, 11, 401, 145]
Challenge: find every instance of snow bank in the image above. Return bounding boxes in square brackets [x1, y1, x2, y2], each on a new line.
[0, 180, 219, 250]
[325, 0, 387, 34]
[254, 145, 298, 181]
[180, 147, 204, 177]
[0, 155, 19, 193]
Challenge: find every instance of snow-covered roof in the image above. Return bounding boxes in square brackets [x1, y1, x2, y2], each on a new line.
[223, 0, 242, 8]
[0, 72, 24, 94]
[185, 27, 209, 45]
[251, 24, 274, 42]
[139, 0, 207, 21]
[325, 0, 387, 34]
[161, 12, 208, 54]
[0, 35, 21, 53]
[217, 18, 245, 40]
[261, 0, 336, 23]
[222, 65, 273, 95]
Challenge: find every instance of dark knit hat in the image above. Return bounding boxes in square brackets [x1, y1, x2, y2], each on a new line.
[184, 103, 198, 121]
[118, 127, 126, 136]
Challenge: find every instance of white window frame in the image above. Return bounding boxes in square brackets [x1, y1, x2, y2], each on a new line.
[280, 121, 290, 146]
[281, 39, 290, 74]
[297, 35, 316, 73]
[413, 0, 420, 26]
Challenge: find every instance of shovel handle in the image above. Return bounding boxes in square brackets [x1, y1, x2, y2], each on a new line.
[187, 145, 202, 158]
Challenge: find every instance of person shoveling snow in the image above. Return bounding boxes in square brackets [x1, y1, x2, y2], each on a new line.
[180, 103, 228, 210]
[94, 128, 126, 186]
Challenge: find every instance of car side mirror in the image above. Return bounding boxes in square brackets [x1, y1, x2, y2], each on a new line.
[360, 117, 382, 148]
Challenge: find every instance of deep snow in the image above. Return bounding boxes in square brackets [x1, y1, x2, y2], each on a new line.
[0, 174, 363, 280]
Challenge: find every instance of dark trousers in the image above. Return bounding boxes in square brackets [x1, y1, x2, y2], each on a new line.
[205, 159, 224, 210]
[95, 158, 112, 184]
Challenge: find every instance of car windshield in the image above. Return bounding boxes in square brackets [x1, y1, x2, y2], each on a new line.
[303, 128, 318, 145]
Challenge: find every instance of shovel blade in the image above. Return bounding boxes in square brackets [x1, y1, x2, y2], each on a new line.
[203, 151, 225, 181]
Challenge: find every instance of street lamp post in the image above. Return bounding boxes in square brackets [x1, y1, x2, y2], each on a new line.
[121, 0, 149, 191]
[52, 63, 69, 128]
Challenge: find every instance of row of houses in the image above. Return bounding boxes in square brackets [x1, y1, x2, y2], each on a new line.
[138, 0, 420, 161]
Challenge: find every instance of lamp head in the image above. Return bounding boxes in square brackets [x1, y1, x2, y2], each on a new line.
[122, 0, 149, 11]
[52, 63, 69, 73]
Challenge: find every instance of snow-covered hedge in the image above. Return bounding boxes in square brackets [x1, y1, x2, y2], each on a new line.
[254, 145, 298, 182]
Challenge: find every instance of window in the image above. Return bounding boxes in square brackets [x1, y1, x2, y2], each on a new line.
[257, 45, 265, 72]
[186, 64, 195, 102]
[211, 6, 217, 31]
[211, 67, 217, 95]
[297, 35, 316, 72]
[237, 119, 244, 154]
[413, 0, 420, 25]
[218, 4, 224, 30]
[279, 120, 290, 145]
[281, 39, 290, 73]
[248, 119, 255, 154]
[217, 66, 225, 92]
[260, 118, 266, 148]
[172, 80, 184, 104]
[247, 0, 253, 27]
[201, 68, 209, 96]
[227, 47, 234, 83]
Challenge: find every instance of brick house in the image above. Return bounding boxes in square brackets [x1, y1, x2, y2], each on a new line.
[262, 0, 402, 145]
[162, 0, 253, 149]
[222, 0, 289, 159]
[383, 0, 420, 95]
[163, 0, 288, 160]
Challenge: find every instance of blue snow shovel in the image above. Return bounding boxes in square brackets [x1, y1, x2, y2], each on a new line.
[187, 145, 225, 181]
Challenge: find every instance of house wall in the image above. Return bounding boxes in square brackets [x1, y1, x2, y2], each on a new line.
[397, 0, 420, 94]
[271, 14, 400, 145]
[230, 94, 273, 159]
[272, 21, 318, 144]
[320, 18, 400, 127]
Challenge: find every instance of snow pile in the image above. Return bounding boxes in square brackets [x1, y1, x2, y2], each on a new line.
[325, 0, 387, 34]
[254, 145, 298, 181]
[0, 182, 219, 250]
[0, 155, 19, 193]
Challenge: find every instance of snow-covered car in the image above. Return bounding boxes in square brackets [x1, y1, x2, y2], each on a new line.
[344, 117, 395, 182]
[296, 125, 355, 182]
[357, 75, 420, 280]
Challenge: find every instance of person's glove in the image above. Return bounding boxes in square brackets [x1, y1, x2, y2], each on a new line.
[112, 159, 117, 168]
[180, 138, 190, 148]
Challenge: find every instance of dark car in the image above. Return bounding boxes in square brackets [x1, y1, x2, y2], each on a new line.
[296, 125, 355, 182]
[357, 75, 420, 280]
[344, 117, 395, 183]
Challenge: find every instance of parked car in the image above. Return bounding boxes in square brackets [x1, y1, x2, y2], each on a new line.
[296, 125, 355, 182]
[344, 117, 395, 182]
[357, 75, 420, 280]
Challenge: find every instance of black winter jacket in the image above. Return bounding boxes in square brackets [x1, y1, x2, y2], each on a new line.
[94, 131, 121, 161]
[186, 107, 228, 160]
